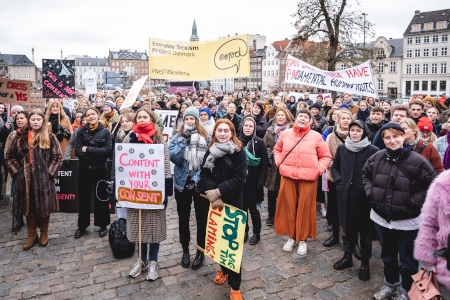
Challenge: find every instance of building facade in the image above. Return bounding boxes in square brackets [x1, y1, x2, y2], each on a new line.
[0, 54, 39, 87]
[69, 56, 110, 90]
[262, 39, 289, 91]
[109, 49, 149, 89]
[402, 9, 450, 97]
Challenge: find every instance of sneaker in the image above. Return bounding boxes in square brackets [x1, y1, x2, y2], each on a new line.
[283, 238, 295, 252]
[230, 289, 243, 300]
[391, 295, 407, 300]
[373, 285, 398, 300]
[146, 261, 158, 281]
[321, 208, 327, 218]
[297, 241, 307, 255]
[214, 270, 228, 285]
[129, 260, 149, 278]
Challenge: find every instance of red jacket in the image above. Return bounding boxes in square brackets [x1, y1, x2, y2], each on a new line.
[415, 139, 444, 174]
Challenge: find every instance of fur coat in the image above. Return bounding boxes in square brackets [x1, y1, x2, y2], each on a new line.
[6, 129, 62, 232]
[414, 169, 450, 289]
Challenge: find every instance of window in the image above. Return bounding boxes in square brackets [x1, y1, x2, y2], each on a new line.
[406, 64, 412, 74]
[407, 37, 413, 44]
[442, 63, 447, 73]
[263, 71, 266, 76]
[432, 35, 439, 42]
[442, 47, 448, 56]
[432, 48, 438, 56]
[440, 81, 447, 91]
[424, 22, 433, 30]
[258, 72, 261, 78]
[423, 64, 429, 74]
[415, 49, 420, 57]
[271, 61, 274, 65]
[411, 24, 421, 32]
[415, 36, 421, 44]
[406, 50, 412, 58]
[443, 34, 448, 42]
[275, 60, 278, 65]
[17, 74, 20, 79]
[422, 81, 428, 91]
[390, 61, 396, 73]
[423, 49, 429, 56]
[424, 36, 430, 43]
[431, 81, 437, 91]
[378, 62, 384, 73]
[281, 60, 285, 65]
[263, 61, 266, 66]
[377, 48, 385, 58]
[413, 81, 420, 90]
[275, 70, 278, 76]
[437, 21, 446, 29]
[378, 79, 384, 90]
[78, 62, 82, 66]
[88, 62, 91, 66]
[414, 64, 420, 74]
[340, 64, 346, 70]
[432, 63, 437, 74]
[270, 70, 274, 76]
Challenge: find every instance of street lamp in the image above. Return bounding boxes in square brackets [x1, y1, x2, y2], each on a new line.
[362, 13, 367, 48]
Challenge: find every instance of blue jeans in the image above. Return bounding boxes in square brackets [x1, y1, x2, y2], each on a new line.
[141, 243, 160, 262]
[374, 223, 418, 293]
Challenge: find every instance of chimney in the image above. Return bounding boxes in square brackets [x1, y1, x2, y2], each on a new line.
[389, 38, 392, 39]
[235, 33, 238, 36]
[414, 10, 420, 16]
[285, 38, 288, 40]
[31, 47, 35, 64]
[135, 50, 137, 52]
[253, 39, 257, 51]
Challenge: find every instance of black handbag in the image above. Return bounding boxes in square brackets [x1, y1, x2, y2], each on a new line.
[267, 151, 274, 166]
[109, 218, 135, 259]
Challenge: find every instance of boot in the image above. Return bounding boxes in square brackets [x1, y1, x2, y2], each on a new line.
[323, 235, 339, 247]
[39, 216, 50, 247]
[333, 252, 353, 270]
[359, 259, 370, 281]
[24, 215, 38, 251]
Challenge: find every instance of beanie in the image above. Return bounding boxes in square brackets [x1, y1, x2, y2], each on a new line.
[105, 95, 114, 102]
[199, 107, 212, 120]
[168, 94, 175, 101]
[422, 95, 435, 106]
[156, 101, 166, 109]
[311, 102, 322, 111]
[317, 94, 323, 99]
[379, 122, 405, 136]
[115, 97, 124, 105]
[339, 103, 350, 110]
[417, 117, 433, 132]
[183, 106, 199, 121]
[103, 101, 115, 110]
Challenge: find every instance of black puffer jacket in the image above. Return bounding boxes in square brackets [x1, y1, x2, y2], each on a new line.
[365, 119, 387, 142]
[362, 146, 437, 222]
[74, 123, 112, 169]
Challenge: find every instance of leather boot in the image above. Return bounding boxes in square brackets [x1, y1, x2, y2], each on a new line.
[333, 252, 353, 270]
[191, 251, 204, 270]
[39, 216, 50, 247]
[323, 235, 339, 247]
[359, 259, 370, 281]
[24, 215, 38, 251]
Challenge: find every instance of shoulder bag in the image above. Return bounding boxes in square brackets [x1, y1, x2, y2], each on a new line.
[408, 269, 442, 300]
[280, 132, 308, 166]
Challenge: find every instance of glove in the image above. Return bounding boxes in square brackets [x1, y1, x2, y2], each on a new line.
[182, 130, 192, 139]
[63, 129, 71, 139]
[63, 159, 71, 166]
[55, 132, 63, 142]
[205, 188, 220, 203]
[212, 198, 224, 209]
[185, 180, 196, 190]
[56, 124, 64, 133]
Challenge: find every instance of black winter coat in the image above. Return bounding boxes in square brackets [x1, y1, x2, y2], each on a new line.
[314, 115, 328, 133]
[362, 147, 437, 222]
[75, 123, 112, 169]
[365, 119, 387, 142]
[332, 143, 379, 230]
[197, 149, 247, 209]
[240, 114, 267, 139]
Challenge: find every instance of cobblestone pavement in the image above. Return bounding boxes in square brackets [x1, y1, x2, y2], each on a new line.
[0, 195, 449, 300]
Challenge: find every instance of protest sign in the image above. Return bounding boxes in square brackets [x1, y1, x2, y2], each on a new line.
[204, 204, 247, 273]
[154, 109, 178, 142]
[42, 59, 76, 99]
[83, 70, 97, 95]
[63, 99, 77, 112]
[288, 92, 332, 103]
[0, 78, 31, 106]
[284, 55, 378, 98]
[28, 93, 46, 111]
[120, 75, 148, 109]
[115, 143, 165, 209]
[149, 35, 250, 80]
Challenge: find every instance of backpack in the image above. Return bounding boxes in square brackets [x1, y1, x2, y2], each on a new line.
[109, 218, 135, 259]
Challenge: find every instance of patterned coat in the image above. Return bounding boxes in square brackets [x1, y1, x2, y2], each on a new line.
[6, 129, 62, 221]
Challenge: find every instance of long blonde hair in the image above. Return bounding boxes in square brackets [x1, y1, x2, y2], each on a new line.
[29, 109, 51, 149]
[176, 118, 208, 140]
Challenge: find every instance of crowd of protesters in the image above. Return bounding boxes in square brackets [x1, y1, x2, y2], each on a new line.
[1, 87, 449, 300]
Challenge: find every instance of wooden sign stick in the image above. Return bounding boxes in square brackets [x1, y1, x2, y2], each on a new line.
[138, 209, 142, 274]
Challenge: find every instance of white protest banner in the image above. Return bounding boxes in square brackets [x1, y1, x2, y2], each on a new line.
[284, 55, 378, 98]
[154, 109, 178, 143]
[115, 143, 165, 209]
[63, 99, 77, 112]
[82, 70, 97, 94]
[121, 75, 148, 109]
[288, 93, 332, 103]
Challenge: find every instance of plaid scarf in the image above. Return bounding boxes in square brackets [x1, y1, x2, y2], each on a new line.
[183, 125, 208, 171]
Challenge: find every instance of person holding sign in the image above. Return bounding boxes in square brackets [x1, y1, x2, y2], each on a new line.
[169, 106, 209, 270]
[197, 119, 247, 300]
[122, 107, 172, 281]
[74, 108, 112, 239]
[45, 100, 73, 156]
[6, 109, 62, 249]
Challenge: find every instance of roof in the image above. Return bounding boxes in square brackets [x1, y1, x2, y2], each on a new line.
[404, 9, 450, 35]
[109, 50, 148, 60]
[0, 54, 35, 67]
[190, 19, 199, 41]
[387, 38, 403, 57]
[74, 57, 109, 66]
[251, 49, 266, 57]
[271, 40, 291, 52]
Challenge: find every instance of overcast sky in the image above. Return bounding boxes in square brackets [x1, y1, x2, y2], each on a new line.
[1, 0, 448, 68]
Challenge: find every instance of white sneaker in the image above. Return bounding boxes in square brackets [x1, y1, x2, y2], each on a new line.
[146, 261, 159, 281]
[373, 285, 398, 300]
[283, 238, 295, 252]
[321, 208, 327, 218]
[129, 260, 149, 278]
[297, 241, 307, 255]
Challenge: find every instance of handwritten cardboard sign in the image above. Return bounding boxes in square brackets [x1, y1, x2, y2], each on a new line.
[115, 143, 165, 209]
[284, 54, 378, 98]
[205, 204, 247, 273]
[42, 59, 76, 99]
[28, 93, 46, 111]
[0, 78, 31, 106]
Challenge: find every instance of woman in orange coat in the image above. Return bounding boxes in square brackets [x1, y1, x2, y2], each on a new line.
[274, 108, 332, 255]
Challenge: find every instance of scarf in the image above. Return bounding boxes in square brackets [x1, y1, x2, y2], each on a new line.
[203, 141, 239, 171]
[386, 143, 411, 159]
[356, 108, 371, 122]
[274, 122, 289, 143]
[102, 111, 115, 129]
[49, 114, 59, 133]
[444, 131, 450, 170]
[183, 125, 208, 171]
[89, 123, 98, 131]
[345, 136, 371, 152]
[409, 136, 419, 150]
[72, 119, 80, 131]
[133, 123, 156, 144]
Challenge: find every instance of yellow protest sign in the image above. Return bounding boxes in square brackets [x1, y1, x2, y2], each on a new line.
[149, 35, 250, 80]
[205, 203, 247, 273]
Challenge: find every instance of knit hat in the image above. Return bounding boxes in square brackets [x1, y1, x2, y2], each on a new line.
[199, 107, 212, 120]
[115, 97, 124, 105]
[324, 95, 331, 100]
[317, 94, 323, 99]
[156, 101, 166, 109]
[183, 106, 199, 121]
[311, 102, 322, 111]
[105, 95, 114, 102]
[417, 117, 433, 132]
[168, 94, 175, 101]
[339, 103, 350, 110]
[254, 101, 265, 112]
[102, 101, 115, 110]
[379, 122, 405, 136]
[422, 95, 435, 105]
